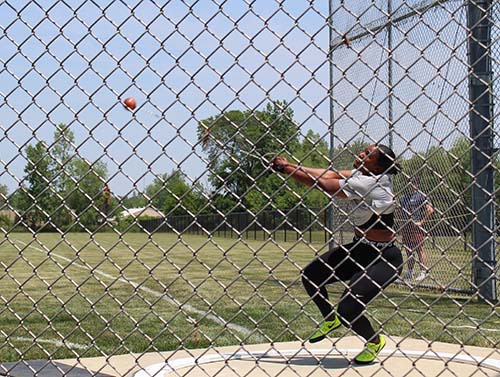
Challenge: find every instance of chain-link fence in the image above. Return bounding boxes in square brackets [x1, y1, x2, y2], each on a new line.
[0, 0, 499, 376]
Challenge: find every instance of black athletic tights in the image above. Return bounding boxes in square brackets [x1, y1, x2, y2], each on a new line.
[302, 241, 403, 342]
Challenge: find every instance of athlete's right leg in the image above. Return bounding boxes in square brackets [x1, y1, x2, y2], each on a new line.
[302, 243, 356, 319]
[302, 243, 358, 342]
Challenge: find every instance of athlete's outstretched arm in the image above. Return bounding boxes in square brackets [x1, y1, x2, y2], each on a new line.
[272, 157, 351, 197]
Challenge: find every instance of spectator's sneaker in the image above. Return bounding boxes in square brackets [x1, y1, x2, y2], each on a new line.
[416, 272, 427, 281]
[309, 316, 341, 343]
[354, 335, 386, 364]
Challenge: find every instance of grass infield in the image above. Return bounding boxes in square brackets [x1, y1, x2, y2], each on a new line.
[0, 232, 497, 362]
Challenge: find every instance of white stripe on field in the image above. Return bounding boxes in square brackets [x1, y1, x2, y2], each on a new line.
[10, 336, 87, 350]
[17, 241, 261, 340]
[448, 325, 500, 332]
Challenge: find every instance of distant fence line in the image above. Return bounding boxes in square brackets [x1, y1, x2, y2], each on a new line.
[140, 207, 333, 243]
[139, 206, 470, 243]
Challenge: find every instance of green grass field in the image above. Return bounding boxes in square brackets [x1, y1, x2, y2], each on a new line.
[0, 232, 498, 362]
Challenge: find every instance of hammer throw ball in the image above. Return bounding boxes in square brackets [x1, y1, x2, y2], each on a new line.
[123, 97, 137, 111]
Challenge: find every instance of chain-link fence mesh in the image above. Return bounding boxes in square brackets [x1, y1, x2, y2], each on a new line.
[0, 0, 499, 376]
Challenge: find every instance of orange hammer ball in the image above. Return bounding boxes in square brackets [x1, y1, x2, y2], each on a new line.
[123, 97, 137, 111]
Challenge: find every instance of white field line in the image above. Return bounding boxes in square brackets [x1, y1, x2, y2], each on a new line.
[16, 241, 261, 341]
[447, 325, 500, 332]
[10, 336, 87, 350]
[384, 309, 500, 332]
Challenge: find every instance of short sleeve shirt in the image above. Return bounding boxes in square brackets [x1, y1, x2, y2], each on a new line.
[338, 170, 395, 226]
[399, 191, 429, 222]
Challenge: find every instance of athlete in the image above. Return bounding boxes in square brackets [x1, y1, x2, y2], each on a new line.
[272, 144, 403, 364]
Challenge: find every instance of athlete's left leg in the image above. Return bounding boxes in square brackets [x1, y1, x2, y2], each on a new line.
[337, 246, 403, 342]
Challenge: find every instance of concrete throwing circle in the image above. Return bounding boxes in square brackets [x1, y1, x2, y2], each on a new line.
[135, 348, 500, 377]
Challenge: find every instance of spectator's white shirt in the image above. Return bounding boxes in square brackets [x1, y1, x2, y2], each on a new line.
[339, 170, 395, 226]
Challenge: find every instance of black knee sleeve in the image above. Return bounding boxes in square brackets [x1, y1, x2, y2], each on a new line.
[337, 294, 376, 341]
[337, 295, 364, 325]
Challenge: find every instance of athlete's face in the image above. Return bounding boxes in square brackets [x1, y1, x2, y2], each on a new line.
[354, 144, 382, 174]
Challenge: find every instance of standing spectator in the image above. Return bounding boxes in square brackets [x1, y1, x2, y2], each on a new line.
[399, 178, 434, 281]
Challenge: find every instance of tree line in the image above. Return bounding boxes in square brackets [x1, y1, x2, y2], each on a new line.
[3, 101, 497, 233]
[6, 125, 109, 231]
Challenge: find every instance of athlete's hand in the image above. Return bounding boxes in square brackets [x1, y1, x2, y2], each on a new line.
[271, 157, 289, 172]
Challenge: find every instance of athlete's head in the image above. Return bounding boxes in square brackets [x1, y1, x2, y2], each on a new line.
[354, 144, 400, 175]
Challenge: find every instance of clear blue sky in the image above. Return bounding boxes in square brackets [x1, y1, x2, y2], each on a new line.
[0, 0, 476, 196]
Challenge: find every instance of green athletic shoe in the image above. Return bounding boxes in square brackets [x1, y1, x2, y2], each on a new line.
[309, 316, 342, 343]
[354, 335, 386, 364]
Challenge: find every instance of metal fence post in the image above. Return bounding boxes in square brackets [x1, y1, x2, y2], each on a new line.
[468, 0, 497, 302]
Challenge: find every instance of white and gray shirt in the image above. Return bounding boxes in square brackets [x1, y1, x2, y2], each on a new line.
[338, 170, 395, 228]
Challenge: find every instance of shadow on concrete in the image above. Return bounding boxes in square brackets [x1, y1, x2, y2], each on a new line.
[256, 355, 366, 369]
[0, 361, 113, 377]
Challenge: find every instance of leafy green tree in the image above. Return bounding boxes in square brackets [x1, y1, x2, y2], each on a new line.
[0, 184, 12, 227]
[50, 124, 77, 191]
[49, 124, 78, 227]
[66, 159, 108, 230]
[13, 125, 115, 231]
[10, 188, 26, 211]
[207, 192, 238, 213]
[146, 170, 207, 217]
[17, 142, 55, 230]
[198, 101, 300, 211]
[121, 191, 148, 209]
[0, 183, 8, 208]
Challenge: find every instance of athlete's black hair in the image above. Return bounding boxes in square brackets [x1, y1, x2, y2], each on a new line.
[377, 144, 401, 175]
